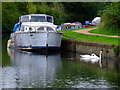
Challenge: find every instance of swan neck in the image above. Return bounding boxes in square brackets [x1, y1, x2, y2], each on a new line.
[99, 51, 102, 59]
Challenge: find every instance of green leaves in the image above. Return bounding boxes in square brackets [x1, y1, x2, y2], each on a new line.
[35, 2, 67, 24]
[99, 2, 120, 30]
[2, 2, 20, 32]
[27, 2, 36, 14]
[2, 2, 105, 32]
[2, 2, 67, 32]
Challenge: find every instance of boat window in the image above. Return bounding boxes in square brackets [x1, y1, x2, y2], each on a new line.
[22, 16, 29, 22]
[37, 27, 44, 31]
[47, 16, 53, 23]
[47, 27, 54, 32]
[31, 16, 45, 22]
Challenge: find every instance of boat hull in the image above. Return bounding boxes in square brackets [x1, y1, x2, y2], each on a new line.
[10, 32, 63, 50]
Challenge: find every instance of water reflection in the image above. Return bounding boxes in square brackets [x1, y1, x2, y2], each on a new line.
[2, 35, 120, 88]
[2, 48, 120, 88]
[61, 51, 120, 88]
[3, 48, 62, 88]
[80, 57, 102, 68]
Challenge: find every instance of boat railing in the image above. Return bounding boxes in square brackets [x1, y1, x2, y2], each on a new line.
[16, 25, 58, 33]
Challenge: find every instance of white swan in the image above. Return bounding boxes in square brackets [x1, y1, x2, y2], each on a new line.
[80, 51, 102, 59]
[80, 51, 103, 67]
[80, 51, 102, 63]
[80, 53, 94, 58]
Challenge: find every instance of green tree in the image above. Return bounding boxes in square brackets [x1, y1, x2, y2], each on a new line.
[99, 2, 120, 30]
[35, 2, 67, 24]
[15, 2, 36, 15]
[2, 2, 20, 32]
[2, 2, 105, 32]
[27, 2, 37, 14]
[2, 2, 37, 32]
[62, 2, 104, 23]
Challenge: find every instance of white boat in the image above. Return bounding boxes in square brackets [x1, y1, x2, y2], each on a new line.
[8, 14, 63, 50]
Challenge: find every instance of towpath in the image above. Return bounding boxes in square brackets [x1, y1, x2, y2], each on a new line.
[73, 27, 120, 38]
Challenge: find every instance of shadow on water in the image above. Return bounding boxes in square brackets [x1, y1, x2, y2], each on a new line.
[2, 34, 120, 88]
[2, 34, 11, 66]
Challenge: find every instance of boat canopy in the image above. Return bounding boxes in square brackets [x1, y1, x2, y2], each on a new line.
[91, 17, 101, 24]
[20, 14, 54, 23]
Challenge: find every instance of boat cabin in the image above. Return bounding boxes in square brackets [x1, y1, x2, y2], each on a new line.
[14, 14, 57, 33]
[20, 14, 54, 23]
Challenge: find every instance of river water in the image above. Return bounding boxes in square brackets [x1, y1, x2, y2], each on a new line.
[2, 34, 120, 88]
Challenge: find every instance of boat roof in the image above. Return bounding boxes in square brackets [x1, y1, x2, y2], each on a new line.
[22, 22, 57, 28]
[21, 14, 53, 17]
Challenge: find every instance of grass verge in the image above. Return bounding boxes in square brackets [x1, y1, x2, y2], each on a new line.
[88, 27, 120, 36]
[59, 27, 119, 46]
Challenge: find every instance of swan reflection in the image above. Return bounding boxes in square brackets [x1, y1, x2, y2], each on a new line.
[3, 48, 62, 88]
[80, 51, 103, 68]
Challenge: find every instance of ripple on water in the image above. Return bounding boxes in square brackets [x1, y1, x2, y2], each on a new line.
[72, 80, 112, 88]
[2, 66, 18, 88]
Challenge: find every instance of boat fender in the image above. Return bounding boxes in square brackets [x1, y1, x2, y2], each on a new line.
[7, 39, 12, 48]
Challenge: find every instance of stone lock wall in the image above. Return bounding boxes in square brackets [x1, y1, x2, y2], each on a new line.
[61, 39, 120, 58]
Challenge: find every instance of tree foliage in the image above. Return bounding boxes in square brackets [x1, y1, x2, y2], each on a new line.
[2, 2, 20, 32]
[62, 2, 104, 23]
[2, 2, 105, 32]
[98, 2, 120, 31]
[2, 2, 67, 32]
[35, 2, 67, 24]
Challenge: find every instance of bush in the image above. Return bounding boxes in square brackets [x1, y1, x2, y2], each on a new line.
[99, 2, 120, 31]
[2, 2, 20, 32]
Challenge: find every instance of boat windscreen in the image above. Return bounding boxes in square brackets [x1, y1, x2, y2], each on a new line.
[22, 16, 29, 22]
[31, 16, 45, 22]
[47, 16, 53, 23]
